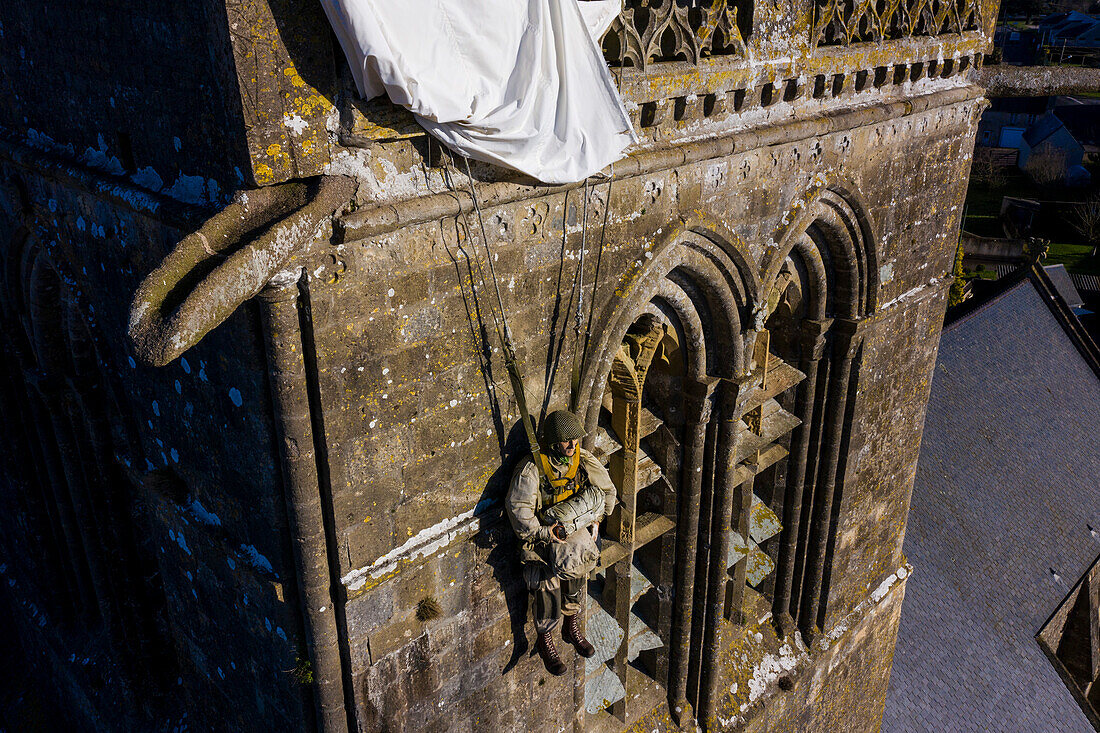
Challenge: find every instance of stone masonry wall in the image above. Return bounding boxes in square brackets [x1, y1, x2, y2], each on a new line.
[0, 165, 310, 729]
[0, 0, 993, 724]
[822, 104, 979, 628]
[741, 575, 909, 732]
[301, 88, 984, 731]
[0, 0, 250, 204]
[0, 0, 339, 200]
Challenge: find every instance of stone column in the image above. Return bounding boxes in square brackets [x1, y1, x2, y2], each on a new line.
[27, 372, 92, 621]
[668, 377, 717, 725]
[29, 254, 112, 625]
[699, 377, 743, 728]
[259, 273, 349, 733]
[772, 318, 831, 636]
[799, 318, 861, 640]
[687, 415, 719, 710]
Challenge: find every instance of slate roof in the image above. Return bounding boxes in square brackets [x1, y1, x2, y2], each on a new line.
[883, 269, 1100, 732]
[1022, 113, 1067, 148]
[1045, 264, 1085, 309]
[1054, 102, 1100, 148]
[1041, 11, 1100, 36]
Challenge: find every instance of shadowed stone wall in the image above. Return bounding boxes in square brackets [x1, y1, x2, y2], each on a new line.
[0, 168, 311, 730]
[0, 0, 992, 729]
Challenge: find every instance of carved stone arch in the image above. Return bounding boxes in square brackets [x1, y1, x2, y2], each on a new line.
[1, 225, 32, 323]
[28, 249, 68, 376]
[25, 246, 116, 623]
[0, 216, 87, 627]
[761, 182, 878, 320]
[16, 232, 47, 354]
[823, 176, 881, 312]
[575, 219, 771, 721]
[0, 226, 39, 369]
[681, 223, 761, 307]
[578, 224, 758, 440]
[651, 280, 708, 381]
[811, 188, 874, 319]
[65, 290, 104, 393]
[666, 260, 738, 374]
[787, 233, 829, 321]
[759, 180, 880, 645]
[760, 182, 827, 295]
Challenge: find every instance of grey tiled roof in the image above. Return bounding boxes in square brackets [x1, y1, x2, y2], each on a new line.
[883, 277, 1100, 733]
[1071, 272, 1100, 295]
[1045, 264, 1085, 309]
[1023, 113, 1065, 147]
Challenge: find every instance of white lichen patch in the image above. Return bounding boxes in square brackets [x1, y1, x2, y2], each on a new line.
[744, 642, 806, 704]
[342, 509, 483, 590]
[284, 113, 309, 136]
[878, 277, 943, 311]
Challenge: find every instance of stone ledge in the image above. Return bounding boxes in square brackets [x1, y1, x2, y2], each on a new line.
[338, 85, 985, 243]
[974, 65, 1100, 97]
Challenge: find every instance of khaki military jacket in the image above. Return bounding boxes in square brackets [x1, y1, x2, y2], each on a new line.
[505, 448, 615, 565]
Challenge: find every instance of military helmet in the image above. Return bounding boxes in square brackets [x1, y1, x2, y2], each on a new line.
[542, 410, 586, 445]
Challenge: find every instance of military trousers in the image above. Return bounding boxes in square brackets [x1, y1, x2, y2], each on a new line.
[532, 576, 583, 634]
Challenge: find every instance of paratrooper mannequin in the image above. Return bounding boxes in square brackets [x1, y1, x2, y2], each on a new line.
[506, 410, 616, 675]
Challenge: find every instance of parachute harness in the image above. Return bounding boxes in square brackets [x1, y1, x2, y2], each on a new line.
[439, 152, 612, 486]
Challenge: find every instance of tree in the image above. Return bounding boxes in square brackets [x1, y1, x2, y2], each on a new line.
[970, 149, 1008, 190]
[970, 149, 993, 185]
[1070, 193, 1100, 255]
[1024, 145, 1067, 186]
[1000, 0, 1046, 21]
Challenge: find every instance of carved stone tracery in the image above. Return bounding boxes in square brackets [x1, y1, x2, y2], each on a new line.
[812, 0, 981, 48]
[599, 0, 752, 69]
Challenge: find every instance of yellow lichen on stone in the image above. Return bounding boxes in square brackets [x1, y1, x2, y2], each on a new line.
[254, 162, 274, 185]
[283, 66, 306, 88]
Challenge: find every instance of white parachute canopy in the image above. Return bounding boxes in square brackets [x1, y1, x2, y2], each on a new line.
[320, 0, 638, 184]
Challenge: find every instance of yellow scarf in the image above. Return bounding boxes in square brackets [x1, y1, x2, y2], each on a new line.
[539, 449, 581, 505]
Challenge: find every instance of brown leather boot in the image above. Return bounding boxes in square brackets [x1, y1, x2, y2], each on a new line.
[536, 630, 567, 675]
[562, 614, 595, 658]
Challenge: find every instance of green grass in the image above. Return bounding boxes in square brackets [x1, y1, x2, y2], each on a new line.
[962, 173, 1100, 274]
[964, 172, 1063, 218]
[965, 267, 999, 280]
[963, 187, 1008, 220]
[962, 213, 1003, 238]
[1045, 242, 1100, 275]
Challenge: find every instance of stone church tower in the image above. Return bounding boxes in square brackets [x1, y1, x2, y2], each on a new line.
[0, 0, 993, 729]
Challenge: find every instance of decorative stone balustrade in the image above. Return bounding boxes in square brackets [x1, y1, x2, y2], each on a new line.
[337, 0, 992, 149]
[599, 0, 751, 68]
[812, 0, 981, 48]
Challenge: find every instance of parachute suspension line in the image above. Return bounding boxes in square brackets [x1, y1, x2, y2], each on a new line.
[569, 177, 591, 407]
[435, 143, 510, 430]
[441, 155, 503, 334]
[583, 174, 613, 372]
[437, 147, 618, 465]
[461, 156, 513, 346]
[454, 154, 545, 474]
[438, 151, 509, 403]
[576, 178, 590, 342]
[440, 153, 507, 353]
[574, 27, 625, 406]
